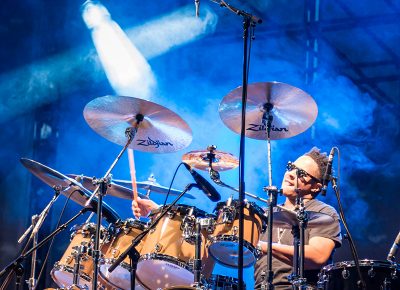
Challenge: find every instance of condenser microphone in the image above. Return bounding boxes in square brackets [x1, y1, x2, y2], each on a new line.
[183, 163, 221, 202]
[387, 230, 400, 262]
[321, 147, 335, 196]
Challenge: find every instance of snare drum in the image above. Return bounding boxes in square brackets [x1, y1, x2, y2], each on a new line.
[136, 205, 215, 289]
[99, 218, 146, 290]
[51, 223, 109, 289]
[318, 259, 400, 290]
[208, 199, 266, 267]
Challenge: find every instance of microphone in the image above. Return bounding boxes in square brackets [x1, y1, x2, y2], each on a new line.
[195, 0, 200, 18]
[183, 163, 221, 202]
[321, 147, 335, 196]
[387, 231, 400, 261]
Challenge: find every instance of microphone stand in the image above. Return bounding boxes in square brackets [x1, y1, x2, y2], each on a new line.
[0, 208, 90, 288]
[210, 2, 262, 288]
[330, 177, 366, 289]
[108, 183, 198, 290]
[86, 118, 143, 290]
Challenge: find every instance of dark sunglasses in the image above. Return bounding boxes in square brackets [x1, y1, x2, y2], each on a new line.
[286, 161, 321, 183]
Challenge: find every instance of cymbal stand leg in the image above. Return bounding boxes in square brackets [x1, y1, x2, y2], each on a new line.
[192, 218, 202, 286]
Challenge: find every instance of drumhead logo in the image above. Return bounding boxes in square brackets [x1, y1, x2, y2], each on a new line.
[246, 123, 288, 132]
[136, 137, 173, 148]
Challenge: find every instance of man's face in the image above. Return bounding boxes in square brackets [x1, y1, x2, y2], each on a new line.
[281, 155, 321, 199]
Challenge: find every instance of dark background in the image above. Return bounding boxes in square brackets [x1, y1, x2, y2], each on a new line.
[0, 0, 399, 288]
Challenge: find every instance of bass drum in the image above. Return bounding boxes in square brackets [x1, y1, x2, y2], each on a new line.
[136, 205, 215, 290]
[318, 259, 400, 290]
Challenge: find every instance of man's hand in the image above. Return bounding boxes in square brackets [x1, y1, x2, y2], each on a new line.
[132, 197, 159, 218]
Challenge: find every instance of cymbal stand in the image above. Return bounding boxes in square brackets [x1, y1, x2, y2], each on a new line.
[26, 215, 39, 290]
[210, 2, 261, 288]
[108, 183, 198, 289]
[192, 218, 203, 288]
[89, 116, 143, 290]
[288, 194, 309, 289]
[261, 103, 279, 290]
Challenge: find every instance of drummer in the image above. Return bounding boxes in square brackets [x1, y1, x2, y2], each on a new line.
[254, 147, 342, 289]
[131, 147, 342, 289]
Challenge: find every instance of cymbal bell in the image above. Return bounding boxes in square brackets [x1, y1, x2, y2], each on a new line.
[182, 148, 239, 172]
[273, 207, 334, 229]
[67, 174, 150, 200]
[219, 82, 318, 140]
[20, 158, 119, 223]
[84, 95, 193, 153]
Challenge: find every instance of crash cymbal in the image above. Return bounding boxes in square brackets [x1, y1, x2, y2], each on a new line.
[113, 177, 195, 199]
[83, 95, 192, 153]
[67, 174, 150, 200]
[219, 82, 318, 140]
[20, 158, 119, 223]
[273, 207, 334, 229]
[182, 148, 239, 172]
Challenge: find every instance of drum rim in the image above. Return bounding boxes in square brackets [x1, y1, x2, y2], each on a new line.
[51, 262, 92, 287]
[214, 199, 268, 226]
[150, 204, 208, 218]
[208, 235, 258, 268]
[322, 259, 400, 271]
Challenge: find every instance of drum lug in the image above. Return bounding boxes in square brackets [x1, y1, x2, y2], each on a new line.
[341, 268, 350, 279]
[111, 248, 120, 258]
[155, 243, 163, 252]
[368, 267, 376, 278]
[233, 226, 238, 236]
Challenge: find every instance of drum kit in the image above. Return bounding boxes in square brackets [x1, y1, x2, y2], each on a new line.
[1, 81, 399, 290]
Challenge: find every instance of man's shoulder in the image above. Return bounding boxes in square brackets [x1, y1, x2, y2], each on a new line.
[307, 199, 339, 220]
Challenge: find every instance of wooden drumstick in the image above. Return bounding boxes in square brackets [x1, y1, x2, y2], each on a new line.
[128, 148, 138, 202]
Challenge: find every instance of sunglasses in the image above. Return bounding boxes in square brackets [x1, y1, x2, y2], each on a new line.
[286, 161, 321, 183]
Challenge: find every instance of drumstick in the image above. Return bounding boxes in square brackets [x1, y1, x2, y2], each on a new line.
[128, 148, 138, 203]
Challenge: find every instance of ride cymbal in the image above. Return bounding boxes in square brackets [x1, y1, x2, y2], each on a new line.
[219, 82, 318, 140]
[83, 95, 192, 153]
[20, 158, 119, 223]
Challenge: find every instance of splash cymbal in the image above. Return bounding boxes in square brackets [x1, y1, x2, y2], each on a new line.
[67, 174, 150, 200]
[219, 82, 318, 140]
[182, 149, 239, 171]
[20, 158, 119, 223]
[83, 95, 192, 153]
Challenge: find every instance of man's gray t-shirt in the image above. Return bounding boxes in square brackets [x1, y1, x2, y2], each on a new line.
[254, 199, 342, 289]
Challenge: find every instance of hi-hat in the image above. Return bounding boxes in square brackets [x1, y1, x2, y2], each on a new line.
[84, 95, 192, 153]
[219, 82, 318, 140]
[20, 158, 119, 223]
[113, 177, 195, 199]
[273, 207, 334, 229]
[67, 174, 150, 200]
[182, 149, 239, 171]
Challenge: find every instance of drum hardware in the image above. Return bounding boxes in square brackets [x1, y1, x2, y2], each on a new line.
[181, 207, 196, 244]
[108, 183, 201, 290]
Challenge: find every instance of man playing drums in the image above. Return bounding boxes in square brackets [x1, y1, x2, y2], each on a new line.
[132, 147, 342, 289]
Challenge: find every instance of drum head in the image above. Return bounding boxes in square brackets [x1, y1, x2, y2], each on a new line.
[208, 238, 256, 268]
[137, 258, 193, 289]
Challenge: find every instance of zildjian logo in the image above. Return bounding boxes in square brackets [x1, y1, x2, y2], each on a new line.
[136, 137, 173, 148]
[246, 124, 289, 132]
